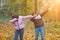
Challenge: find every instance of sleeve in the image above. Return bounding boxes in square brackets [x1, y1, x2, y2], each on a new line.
[40, 10, 48, 17]
[10, 18, 17, 23]
[22, 15, 33, 19]
[39, 3, 50, 17]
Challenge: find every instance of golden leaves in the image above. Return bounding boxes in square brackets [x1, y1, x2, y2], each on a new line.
[0, 21, 60, 40]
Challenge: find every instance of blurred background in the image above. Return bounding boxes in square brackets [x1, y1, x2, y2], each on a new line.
[0, 0, 60, 40]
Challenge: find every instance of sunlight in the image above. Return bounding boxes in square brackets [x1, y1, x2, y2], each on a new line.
[56, 0, 60, 3]
[36, 0, 60, 15]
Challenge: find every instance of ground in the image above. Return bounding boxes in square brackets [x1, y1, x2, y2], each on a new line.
[0, 21, 60, 40]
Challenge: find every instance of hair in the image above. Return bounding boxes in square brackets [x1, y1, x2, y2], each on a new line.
[32, 12, 36, 16]
[11, 14, 19, 19]
[32, 12, 38, 16]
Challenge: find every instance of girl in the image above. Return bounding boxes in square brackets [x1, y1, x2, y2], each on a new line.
[10, 14, 33, 40]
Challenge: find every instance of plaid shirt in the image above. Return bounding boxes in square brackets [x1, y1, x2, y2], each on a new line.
[31, 15, 44, 28]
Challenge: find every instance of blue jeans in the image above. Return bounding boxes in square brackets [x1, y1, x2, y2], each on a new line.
[14, 29, 24, 40]
[35, 27, 44, 40]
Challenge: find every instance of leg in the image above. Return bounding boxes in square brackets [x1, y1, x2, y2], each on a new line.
[40, 27, 44, 40]
[14, 30, 19, 40]
[19, 29, 24, 40]
[35, 28, 39, 40]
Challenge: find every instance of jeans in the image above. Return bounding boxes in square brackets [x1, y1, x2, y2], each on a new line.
[35, 27, 44, 40]
[14, 29, 24, 40]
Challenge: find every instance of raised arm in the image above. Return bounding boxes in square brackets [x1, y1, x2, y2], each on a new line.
[40, 3, 50, 17]
[40, 8, 49, 17]
[22, 15, 33, 20]
[10, 18, 18, 23]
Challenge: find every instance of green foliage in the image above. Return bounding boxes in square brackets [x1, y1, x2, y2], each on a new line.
[0, 0, 59, 23]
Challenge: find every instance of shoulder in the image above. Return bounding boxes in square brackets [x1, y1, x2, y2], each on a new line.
[19, 16, 22, 18]
[31, 17, 34, 21]
[19, 16, 22, 17]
